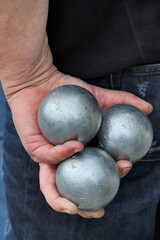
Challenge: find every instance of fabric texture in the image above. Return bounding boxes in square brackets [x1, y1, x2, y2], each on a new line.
[0, 84, 7, 240]
[47, 0, 160, 79]
[3, 64, 160, 240]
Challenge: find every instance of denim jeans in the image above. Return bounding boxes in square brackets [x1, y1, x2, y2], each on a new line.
[0, 83, 6, 169]
[2, 64, 160, 240]
[0, 83, 7, 240]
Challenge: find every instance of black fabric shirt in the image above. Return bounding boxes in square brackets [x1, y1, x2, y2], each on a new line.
[47, 0, 160, 80]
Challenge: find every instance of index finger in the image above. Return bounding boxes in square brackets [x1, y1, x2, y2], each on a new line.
[39, 163, 78, 214]
[28, 137, 84, 164]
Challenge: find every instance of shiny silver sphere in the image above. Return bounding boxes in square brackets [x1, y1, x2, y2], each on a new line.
[56, 147, 120, 211]
[38, 85, 102, 145]
[97, 104, 153, 163]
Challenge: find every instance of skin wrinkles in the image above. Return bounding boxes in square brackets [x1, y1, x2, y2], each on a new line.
[0, 0, 153, 218]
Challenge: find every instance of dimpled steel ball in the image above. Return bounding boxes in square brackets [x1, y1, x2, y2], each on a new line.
[56, 147, 120, 211]
[38, 85, 102, 145]
[97, 104, 153, 163]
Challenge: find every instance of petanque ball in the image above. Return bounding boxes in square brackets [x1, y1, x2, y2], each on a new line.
[97, 104, 153, 163]
[38, 85, 102, 145]
[56, 147, 120, 211]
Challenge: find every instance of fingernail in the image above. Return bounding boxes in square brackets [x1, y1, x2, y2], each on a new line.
[90, 215, 103, 218]
[120, 166, 132, 177]
[146, 104, 153, 115]
[85, 213, 99, 218]
[74, 148, 82, 153]
[85, 212, 104, 218]
[64, 209, 77, 215]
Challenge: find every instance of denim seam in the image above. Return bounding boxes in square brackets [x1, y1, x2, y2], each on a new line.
[23, 156, 33, 240]
[131, 64, 160, 69]
[124, 71, 160, 76]
[140, 159, 160, 162]
[110, 73, 114, 89]
[111, 73, 122, 90]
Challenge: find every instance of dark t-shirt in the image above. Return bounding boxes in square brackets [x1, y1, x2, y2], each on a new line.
[47, 0, 160, 80]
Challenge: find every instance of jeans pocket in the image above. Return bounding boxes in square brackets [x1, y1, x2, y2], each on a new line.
[113, 63, 160, 161]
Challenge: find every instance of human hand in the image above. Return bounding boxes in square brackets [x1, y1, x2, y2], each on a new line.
[4, 64, 152, 218]
[39, 159, 132, 219]
[0, 1, 152, 165]
[0, 0, 152, 167]
[0, 0, 152, 219]
[5, 65, 152, 164]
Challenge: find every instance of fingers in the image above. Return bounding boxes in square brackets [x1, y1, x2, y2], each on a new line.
[39, 163, 105, 218]
[116, 160, 132, 178]
[92, 86, 153, 115]
[77, 209, 105, 218]
[39, 163, 78, 214]
[56, 74, 153, 115]
[27, 138, 84, 164]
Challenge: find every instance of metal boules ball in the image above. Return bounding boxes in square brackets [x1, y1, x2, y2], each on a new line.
[97, 104, 153, 163]
[56, 147, 120, 211]
[38, 85, 102, 145]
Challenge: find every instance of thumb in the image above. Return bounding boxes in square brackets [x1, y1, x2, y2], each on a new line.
[92, 86, 153, 115]
[116, 160, 132, 178]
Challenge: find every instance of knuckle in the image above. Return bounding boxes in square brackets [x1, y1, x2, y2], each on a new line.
[32, 157, 40, 163]
[25, 145, 37, 159]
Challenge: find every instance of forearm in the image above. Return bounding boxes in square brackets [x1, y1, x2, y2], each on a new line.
[0, 0, 52, 97]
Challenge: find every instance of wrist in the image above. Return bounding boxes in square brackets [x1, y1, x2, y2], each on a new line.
[1, 44, 56, 100]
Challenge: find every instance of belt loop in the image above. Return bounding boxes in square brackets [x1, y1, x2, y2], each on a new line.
[110, 73, 114, 89]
